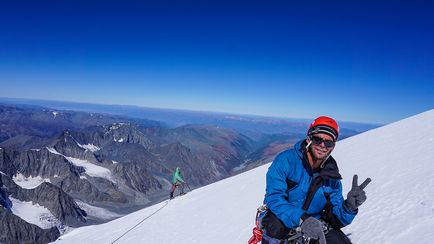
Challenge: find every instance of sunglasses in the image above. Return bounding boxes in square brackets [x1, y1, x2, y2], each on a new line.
[310, 136, 335, 148]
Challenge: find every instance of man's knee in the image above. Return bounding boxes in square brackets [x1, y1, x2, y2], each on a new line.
[325, 229, 352, 244]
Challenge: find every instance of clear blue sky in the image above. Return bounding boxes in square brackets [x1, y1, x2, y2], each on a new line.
[0, 0, 433, 124]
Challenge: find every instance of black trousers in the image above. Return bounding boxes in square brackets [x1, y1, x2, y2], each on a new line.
[261, 211, 352, 244]
[324, 229, 352, 244]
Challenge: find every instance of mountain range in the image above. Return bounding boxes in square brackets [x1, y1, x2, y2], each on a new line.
[54, 109, 434, 244]
[0, 101, 376, 244]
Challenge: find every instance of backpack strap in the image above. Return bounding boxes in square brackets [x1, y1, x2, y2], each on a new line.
[302, 176, 324, 211]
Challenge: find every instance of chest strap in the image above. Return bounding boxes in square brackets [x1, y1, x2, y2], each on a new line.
[302, 176, 324, 211]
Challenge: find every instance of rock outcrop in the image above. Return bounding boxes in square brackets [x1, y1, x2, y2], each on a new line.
[0, 173, 87, 227]
[0, 207, 60, 244]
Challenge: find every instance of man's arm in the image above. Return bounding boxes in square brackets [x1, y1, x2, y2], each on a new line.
[327, 180, 357, 228]
[264, 154, 305, 229]
[176, 173, 185, 183]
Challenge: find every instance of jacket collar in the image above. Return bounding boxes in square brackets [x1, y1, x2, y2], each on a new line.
[294, 139, 342, 179]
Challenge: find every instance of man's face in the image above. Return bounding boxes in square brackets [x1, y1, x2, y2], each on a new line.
[308, 133, 335, 160]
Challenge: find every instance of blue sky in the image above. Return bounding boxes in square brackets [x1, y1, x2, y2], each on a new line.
[0, 0, 433, 124]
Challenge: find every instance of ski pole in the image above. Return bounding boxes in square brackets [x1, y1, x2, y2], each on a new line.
[185, 182, 192, 192]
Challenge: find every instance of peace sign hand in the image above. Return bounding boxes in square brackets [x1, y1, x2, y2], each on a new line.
[345, 174, 372, 211]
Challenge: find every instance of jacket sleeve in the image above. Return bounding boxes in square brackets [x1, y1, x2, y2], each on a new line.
[328, 180, 357, 227]
[176, 173, 185, 183]
[264, 154, 305, 229]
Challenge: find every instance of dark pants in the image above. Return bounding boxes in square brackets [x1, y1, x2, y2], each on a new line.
[261, 211, 352, 244]
[324, 230, 352, 244]
[169, 182, 185, 198]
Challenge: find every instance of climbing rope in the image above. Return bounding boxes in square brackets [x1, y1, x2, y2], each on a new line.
[111, 200, 169, 244]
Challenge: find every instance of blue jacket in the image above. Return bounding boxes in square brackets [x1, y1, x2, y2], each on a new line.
[264, 140, 356, 229]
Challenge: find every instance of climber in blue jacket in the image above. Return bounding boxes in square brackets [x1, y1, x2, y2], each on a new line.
[262, 116, 371, 244]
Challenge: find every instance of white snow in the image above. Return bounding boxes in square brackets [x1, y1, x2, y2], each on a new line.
[10, 197, 60, 229]
[77, 143, 100, 152]
[333, 109, 434, 243]
[112, 160, 119, 164]
[75, 201, 122, 220]
[54, 109, 434, 244]
[12, 173, 51, 189]
[47, 147, 62, 155]
[209, 160, 223, 177]
[114, 138, 124, 143]
[56, 164, 266, 243]
[233, 162, 247, 171]
[52, 111, 58, 118]
[65, 157, 115, 183]
[47, 147, 114, 183]
[109, 123, 126, 131]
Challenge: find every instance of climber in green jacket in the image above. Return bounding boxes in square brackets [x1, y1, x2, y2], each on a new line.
[170, 167, 185, 199]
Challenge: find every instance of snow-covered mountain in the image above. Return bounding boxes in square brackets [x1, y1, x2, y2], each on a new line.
[54, 109, 434, 244]
[2, 103, 289, 244]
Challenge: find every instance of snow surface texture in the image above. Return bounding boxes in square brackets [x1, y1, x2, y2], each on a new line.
[54, 109, 434, 244]
[75, 201, 121, 220]
[47, 147, 115, 183]
[333, 109, 434, 243]
[10, 197, 61, 229]
[12, 173, 51, 189]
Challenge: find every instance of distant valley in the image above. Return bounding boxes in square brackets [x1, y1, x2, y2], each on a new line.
[0, 99, 378, 243]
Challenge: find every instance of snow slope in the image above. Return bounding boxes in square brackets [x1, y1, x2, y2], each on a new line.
[54, 109, 434, 244]
[12, 173, 51, 189]
[10, 197, 61, 229]
[333, 109, 434, 243]
[47, 147, 115, 183]
[75, 201, 122, 220]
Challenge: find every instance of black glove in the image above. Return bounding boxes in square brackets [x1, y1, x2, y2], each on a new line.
[345, 174, 371, 211]
[300, 217, 326, 244]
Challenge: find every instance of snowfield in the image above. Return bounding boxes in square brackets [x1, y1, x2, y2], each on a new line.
[333, 109, 434, 243]
[10, 197, 60, 229]
[12, 173, 51, 189]
[75, 201, 122, 220]
[53, 109, 434, 244]
[47, 147, 115, 183]
[64, 157, 115, 183]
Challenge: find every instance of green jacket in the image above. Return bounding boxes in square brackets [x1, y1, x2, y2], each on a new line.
[172, 167, 185, 184]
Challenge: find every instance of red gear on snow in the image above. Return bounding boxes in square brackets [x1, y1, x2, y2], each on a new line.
[248, 226, 263, 244]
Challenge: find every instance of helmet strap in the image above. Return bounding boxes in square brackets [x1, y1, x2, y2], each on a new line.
[305, 138, 312, 150]
[320, 153, 331, 168]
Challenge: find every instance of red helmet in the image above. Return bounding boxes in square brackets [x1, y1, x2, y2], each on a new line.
[308, 116, 339, 141]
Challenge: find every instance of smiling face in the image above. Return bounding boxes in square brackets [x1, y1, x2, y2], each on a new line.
[308, 133, 335, 162]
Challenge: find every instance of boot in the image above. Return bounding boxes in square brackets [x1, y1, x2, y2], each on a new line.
[170, 192, 174, 199]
